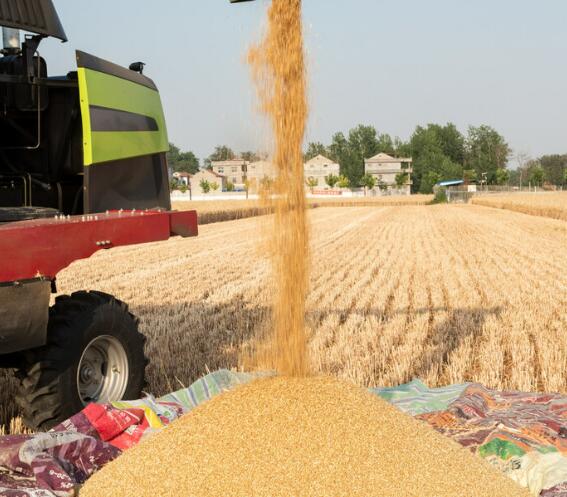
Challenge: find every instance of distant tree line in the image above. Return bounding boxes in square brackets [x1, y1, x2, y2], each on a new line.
[169, 125, 567, 194]
[509, 153, 567, 188]
[304, 123, 515, 194]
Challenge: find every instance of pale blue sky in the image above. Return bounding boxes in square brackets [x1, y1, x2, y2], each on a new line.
[40, 0, 566, 163]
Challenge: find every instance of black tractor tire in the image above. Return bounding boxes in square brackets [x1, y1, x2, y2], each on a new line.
[15, 291, 147, 431]
[0, 206, 60, 223]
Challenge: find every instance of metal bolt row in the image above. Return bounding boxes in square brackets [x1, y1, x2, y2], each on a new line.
[53, 209, 153, 223]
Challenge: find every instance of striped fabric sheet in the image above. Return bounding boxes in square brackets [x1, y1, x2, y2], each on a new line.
[372, 379, 471, 415]
[158, 369, 267, 411]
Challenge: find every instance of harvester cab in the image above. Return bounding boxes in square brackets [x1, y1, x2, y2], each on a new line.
[0, 4, 171, 219]
[0, 0, 203, 430]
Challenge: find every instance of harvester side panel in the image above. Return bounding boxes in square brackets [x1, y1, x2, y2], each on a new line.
[76, 56, 168, 166]
[76, 50, 171, 213]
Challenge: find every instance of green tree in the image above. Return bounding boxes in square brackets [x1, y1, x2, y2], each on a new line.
[204, 145, 235, 169]
[304, 142, 328, 161]
[463, 169, 477, 184]
[329, 125, 380, 187]
[376, 133, 395, 154]
[395, 173, 409, 188]
[407, 124, 463, 193]
[324, 173, 340, 188]
[348, 124, 380, 173]
[200, 179, 211, 194]
[529, 166, 545, 187]
[327, 132, 348, 163]
[241, 151, 260, 163]
[416, 151, 462, 194]
[465, 125, 510, 183]
[435, 123, 466, 164]
[226, 181, 235, 192]
[305, 177, 319, 192]
[564, 168, 567, 186]
[328, 132, 359, 186]
[494, 168, 510, 186]
[420, 170, 442, 194]
[167, 142, 181, 166]
[210, 182, 220, 192]
[394, 136, 412, 157]
[507, 169, 521, 187]
[359, 174, 376, 195]
[432, 187, 448, 204]
[167, 143, 199, 174]
[537, 154, 567, 186]
[337, 175, 350, 188]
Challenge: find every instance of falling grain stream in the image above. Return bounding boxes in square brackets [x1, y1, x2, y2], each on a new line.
[247, 0, 310, 375]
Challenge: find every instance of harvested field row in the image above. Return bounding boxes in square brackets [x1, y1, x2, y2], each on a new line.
[472, 192, 567, 221]
[171, 200, 268, 224]
[307, 194, 433, 207]
[2, 205, 565, 427]
[172, 194, 433, 224]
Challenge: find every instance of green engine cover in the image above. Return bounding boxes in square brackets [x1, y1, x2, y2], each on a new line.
[76, 51, 168, 166]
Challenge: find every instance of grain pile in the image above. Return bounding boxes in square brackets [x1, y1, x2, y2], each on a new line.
[80, 376, 529, 497]
[247, 0, 309, 376]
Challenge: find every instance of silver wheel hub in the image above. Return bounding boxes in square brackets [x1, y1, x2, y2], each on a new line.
[77, 335, 129, 405]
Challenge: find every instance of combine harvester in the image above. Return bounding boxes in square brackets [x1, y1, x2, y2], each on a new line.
[0, 0, 202, 430]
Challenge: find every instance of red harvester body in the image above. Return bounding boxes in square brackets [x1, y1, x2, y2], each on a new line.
[0, 209, 197, 282]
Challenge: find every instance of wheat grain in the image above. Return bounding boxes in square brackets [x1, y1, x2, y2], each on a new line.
[80, 376, 530, 497]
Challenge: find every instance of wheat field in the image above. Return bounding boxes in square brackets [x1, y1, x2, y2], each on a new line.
[471, 192, 567, 221]
[1, 204, 566, 427]
[171, 195, 434, 224]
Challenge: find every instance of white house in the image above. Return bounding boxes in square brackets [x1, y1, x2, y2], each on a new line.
[211, 159, 248, 186]
[304, 154, 340, 188]
[247, 160, 277, 191]
[172, 171, 191, 186]
[190, 170, 227, 195]
[364, 153, 413, 194]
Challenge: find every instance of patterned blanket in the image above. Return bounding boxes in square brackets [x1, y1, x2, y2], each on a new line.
[0, 371, 565, 497]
